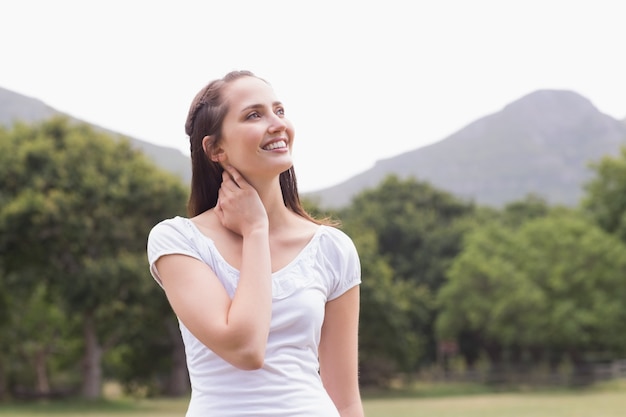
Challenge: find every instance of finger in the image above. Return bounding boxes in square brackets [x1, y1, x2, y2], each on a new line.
[221, 166, 238, 188]
[217, 188, 231, 206]
[215, 193, 228, 214]
[221, 171, 239, 192]
[222, 165, 247, 189]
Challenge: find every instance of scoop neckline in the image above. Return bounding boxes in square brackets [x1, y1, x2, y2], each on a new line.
[181, 217, 325, 276]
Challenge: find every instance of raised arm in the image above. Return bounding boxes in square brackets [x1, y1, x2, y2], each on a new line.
[155, 165, 272, 370]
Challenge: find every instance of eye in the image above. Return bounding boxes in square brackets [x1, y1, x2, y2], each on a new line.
[246, 111, 261, 120]
[275, 107, 285, 116]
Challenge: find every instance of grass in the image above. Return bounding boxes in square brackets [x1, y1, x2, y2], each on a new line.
[1, 380, 625, 417]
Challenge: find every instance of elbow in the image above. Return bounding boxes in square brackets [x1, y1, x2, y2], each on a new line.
[237, 359, 265, 371]
[204, 326, 268, 370]
[225, 337, 266, 370]
[231, 348, 265, 370]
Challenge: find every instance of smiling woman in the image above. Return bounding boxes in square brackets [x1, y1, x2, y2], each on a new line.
[146, 70, 364, 417]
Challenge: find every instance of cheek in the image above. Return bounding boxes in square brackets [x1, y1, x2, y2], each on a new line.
[287, 124, 296, 144]
[222, 140, 258, 166]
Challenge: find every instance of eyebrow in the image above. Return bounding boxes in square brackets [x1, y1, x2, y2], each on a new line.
[240, 101, 283, 113]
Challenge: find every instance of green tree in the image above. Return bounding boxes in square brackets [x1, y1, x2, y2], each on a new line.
[343, 176, 473, 289]
[340, 175, 474, 367]
[501, 193, 552, 227]
[435, 221, 544, 370]
[583, 146, 626, 242]
[105, 283, 188, 397]
[0, 118, 187, 399]
[7, 282, 79, 396]
[521, 215, 626, 355]
[345, 226, 428, 386]
[437, 213, 626, 374]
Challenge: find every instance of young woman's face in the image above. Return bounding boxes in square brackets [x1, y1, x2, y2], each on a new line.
[216, 76, 294, 181]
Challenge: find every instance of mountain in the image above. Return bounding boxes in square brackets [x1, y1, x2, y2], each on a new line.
[3, 86, 625, 209]
[0, 86, 191, 184]
[0, 87, 58, 124]
[306, 90, 626, 208]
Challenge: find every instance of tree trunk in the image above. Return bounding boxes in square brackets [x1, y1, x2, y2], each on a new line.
[484, 342, 505, 384]
[569, 349, 593, 386]
[165, 318, 189, 396]
[0, 360, 5, 400]
[35, 349, 50, 394]
[81, 312, 103, 399]
[459, 331, 481, 371]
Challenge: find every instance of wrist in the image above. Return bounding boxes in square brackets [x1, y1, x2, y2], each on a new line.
[242, 224, 269, 239]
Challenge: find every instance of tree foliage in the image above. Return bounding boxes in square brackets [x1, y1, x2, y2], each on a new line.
[0, 117, 188, 399]
[3, 119, 626, 397]
[342, 175, 473, 290]
[583, 146, 626, 242]
[437, 212, 626, 367]
[348, 228, 428, 386]
[340, 175, 474, 369]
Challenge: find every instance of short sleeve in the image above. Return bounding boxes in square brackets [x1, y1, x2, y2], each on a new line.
[322, 227, 362, 301]
[147, 217, 204, 287]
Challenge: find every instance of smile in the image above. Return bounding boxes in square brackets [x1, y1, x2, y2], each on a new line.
[262, 140, 287, 151]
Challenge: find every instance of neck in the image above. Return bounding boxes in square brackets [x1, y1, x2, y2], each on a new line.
[249, 176, 295, 232]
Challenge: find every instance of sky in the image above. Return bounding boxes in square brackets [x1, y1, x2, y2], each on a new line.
[2, 0, 625, 192]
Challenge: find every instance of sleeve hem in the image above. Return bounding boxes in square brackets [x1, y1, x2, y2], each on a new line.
[149, 249, 205, 288]
[327, 278, 361, 301]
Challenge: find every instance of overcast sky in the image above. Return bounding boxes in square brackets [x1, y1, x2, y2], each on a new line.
[2, 0, 625, 191]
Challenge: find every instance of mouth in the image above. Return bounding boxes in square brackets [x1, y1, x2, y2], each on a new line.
[262, 140, 288, 151]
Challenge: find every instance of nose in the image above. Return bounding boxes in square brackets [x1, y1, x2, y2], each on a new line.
[268, 113, 288, 133]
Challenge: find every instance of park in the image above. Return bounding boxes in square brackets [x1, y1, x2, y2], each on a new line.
[2, 117, 626, 415]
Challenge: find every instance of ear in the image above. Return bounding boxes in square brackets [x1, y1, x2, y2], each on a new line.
[202, 135, 225, 162]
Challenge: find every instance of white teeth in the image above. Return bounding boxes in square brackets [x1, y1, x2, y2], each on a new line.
[263, 140, 287, 150]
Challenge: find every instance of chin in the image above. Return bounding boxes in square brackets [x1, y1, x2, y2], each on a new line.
[280, 160, 294, 173]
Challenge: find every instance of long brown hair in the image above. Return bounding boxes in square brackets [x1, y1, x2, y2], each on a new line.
[185, 70, 323, 224]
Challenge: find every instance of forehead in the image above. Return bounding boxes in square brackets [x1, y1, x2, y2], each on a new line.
[224, 76, 278, 108]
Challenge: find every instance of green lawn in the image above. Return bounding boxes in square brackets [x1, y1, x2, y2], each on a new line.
[1, 382, 625, 417]
[365, 390, 626, 417]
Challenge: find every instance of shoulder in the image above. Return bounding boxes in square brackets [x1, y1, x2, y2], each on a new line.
[148, 216, 194, 241]
[147, 216, 205, 287]
[147, 216, 201, 262]
[317, 226, 361, 300]
[316, 225, 360, 270]
[318, 225, 358, 254]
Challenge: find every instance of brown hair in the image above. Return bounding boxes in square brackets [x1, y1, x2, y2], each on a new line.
[184, 70, 324, 224]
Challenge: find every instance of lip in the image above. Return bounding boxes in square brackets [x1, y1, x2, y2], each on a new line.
[261, 137, 289, 151]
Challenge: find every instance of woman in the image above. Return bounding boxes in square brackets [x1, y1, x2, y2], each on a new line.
[147, 70, 364, 416]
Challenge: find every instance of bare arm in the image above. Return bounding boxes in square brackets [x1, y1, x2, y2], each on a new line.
[319, 286, 364, 417]
[156, 165, 272, 370]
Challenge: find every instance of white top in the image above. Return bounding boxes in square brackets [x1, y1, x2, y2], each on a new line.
[147, 216, 361, 417]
